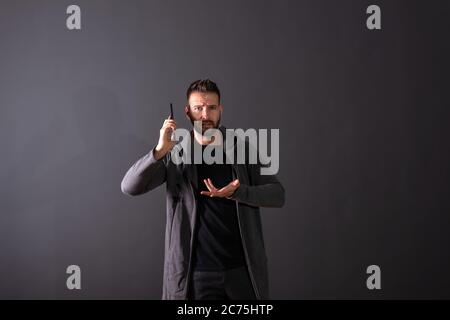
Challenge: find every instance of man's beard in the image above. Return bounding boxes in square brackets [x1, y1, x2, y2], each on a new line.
[188, 113, 221, 134]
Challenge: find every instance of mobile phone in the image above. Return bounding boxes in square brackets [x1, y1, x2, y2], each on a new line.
[169, 102, 175, 141]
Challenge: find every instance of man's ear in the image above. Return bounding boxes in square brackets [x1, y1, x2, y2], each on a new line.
[219, 104, 224, 112]
[184, 105, 190, 120]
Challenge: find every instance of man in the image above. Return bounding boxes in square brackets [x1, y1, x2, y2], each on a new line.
[121, 79, 284, 300]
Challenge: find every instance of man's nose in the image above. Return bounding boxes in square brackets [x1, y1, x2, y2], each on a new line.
[201, 107, 210, 119]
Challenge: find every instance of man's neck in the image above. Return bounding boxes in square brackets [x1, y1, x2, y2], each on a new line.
[193, 128, 223, 146]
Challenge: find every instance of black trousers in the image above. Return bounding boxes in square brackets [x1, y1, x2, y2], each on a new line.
[188, 265, 256, 300]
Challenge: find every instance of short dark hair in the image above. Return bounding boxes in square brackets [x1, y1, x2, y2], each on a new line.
[186, 79, 221, 102]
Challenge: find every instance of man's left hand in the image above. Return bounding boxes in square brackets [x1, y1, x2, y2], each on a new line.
[201, 178, 240, 199]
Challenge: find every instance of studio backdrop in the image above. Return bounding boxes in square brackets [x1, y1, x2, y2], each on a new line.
[0, 0, 449, 299]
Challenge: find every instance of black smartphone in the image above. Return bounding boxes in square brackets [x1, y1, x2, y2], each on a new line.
[169, 103, 175, 141]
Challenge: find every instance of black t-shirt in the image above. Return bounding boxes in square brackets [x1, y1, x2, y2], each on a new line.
[192, 146, 246, 271]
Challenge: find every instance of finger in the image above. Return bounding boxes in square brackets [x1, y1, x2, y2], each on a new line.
[219, 180, 239, 192]
[207, 178, 218, 191]
[163, 119, 177, 126]
[220, 184, 239, 198]
[206, 180, 218, 192]
[201, 190, 215, 198]
[161, 123, 172, 131]
[225, 179, 239, 188]
[163, 123, 177, 132]
[203, 179, 214, 192]
[163, 121, 177, 128]
[203, 179, 213, 191]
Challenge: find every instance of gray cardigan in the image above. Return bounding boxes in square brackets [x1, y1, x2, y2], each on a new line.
[121, 125, 285, 299]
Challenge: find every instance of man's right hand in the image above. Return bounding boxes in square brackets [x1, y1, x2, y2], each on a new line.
[154, 117, 177, 160]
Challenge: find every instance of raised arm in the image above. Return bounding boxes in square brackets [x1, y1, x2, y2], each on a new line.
[121, 116, 177, 196]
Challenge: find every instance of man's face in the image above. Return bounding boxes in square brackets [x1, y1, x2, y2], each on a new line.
[185, 92, 223, 133]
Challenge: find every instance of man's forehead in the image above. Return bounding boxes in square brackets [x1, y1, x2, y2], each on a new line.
[189, 92, 219, 105]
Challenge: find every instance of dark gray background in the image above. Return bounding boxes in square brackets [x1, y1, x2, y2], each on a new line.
[1, 0, 449, 299]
